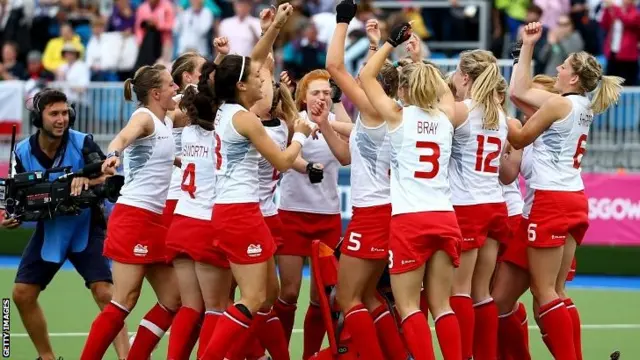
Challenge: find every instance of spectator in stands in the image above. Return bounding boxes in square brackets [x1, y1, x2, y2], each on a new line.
[496, 0, 531, 41]
[24, 50, 54, 97]
[534, 0, 571, 30]
[0, 41, 26, 79]
[518, 4, 550, 74]
[174, 0, 214, 56]
[600, 0, 640, 86]
[109, 0, 136, 34]
[0, 0, 29, 57]
[217, 0, 260, 56]
[30, 0, 62, 52]
[135, 0, 175, 61]
[539, 15, 584, 75]
[569, 0, 603, 55]
[283, 19, 327, 80]
[86, 16, 119, 81]
[42, 23, 85, 73]
[304, 0, 334, 16]
[56, 42, 90, 106]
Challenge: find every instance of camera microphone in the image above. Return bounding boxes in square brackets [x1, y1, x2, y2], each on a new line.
[57, 162, 104, 181]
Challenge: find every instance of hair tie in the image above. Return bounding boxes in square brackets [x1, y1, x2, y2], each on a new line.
[238, 56, 246, 83]
[185, 83, 199, 93]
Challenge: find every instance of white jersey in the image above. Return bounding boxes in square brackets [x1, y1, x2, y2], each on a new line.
[167, 127, 185, 200]
[214, 103, 260, 204]
[521, 145, 535, 218]
[278, 110, 340, 215]
[531, 95, 592, 192]
[258, 119, 289, 217]
[173, 125, 216, 220]
[349, 114, 391, 208]
[449, 99, 508, 205]
[501, 180, 523, 217]
[389, 105, 454, 215]
[118, 107, 175, 214]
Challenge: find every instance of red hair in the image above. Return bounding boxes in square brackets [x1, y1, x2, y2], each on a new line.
[295, 69, 331, 111]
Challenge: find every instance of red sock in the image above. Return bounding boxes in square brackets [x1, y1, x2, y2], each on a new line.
[198, 311, 222, 359]
[473, 298, 498, 360]
[201, 305, 253, 360]
[302, 302, 326, 360]
[401, 311, 436, 360]
[514, 302, 529, 350]
[434, 312, 462, 360]
[274, 298, 297, 343]
[246, 336, 266, 360]
[371, 305, 408, 360]
[450, 295, 474, 359]
[80, 301, 128, 360]
[226, 328, 254, 360]
[185, 316, 202, 360]
[541, 333, 554, 355]
[167, 306, 201, 360]
[255, 310, 290, 360]
[498, 307, 531, 360]
[344, 304, 385, 360]
[538, 299, 576, 360]
[564, 298, 583, 360]
[128, 303, 175, 359]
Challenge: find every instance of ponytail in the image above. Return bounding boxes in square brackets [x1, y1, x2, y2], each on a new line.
[124, 78, 134, 102]
[179, 61, 218, 130]
[591, 75, 624, 114]
[470, 63, 502, 130]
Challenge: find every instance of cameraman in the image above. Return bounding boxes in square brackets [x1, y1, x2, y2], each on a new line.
[1, 89, 129, 360]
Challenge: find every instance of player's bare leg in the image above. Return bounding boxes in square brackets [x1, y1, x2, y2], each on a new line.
[12, 284, 55, 360]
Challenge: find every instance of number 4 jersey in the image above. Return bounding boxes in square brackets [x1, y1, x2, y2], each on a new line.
[173, 125, 217, 220]
[449, 99, 508, 206]
[531, 94, 592, 192]
[389, 105, 455, 215]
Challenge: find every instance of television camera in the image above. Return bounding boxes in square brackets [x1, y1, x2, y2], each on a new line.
[0, 126, 124, 222]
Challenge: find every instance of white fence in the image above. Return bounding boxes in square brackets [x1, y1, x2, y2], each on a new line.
[1, 60, 640, 172]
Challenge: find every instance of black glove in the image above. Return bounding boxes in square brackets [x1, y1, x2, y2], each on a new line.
[306, 162, 324, 184]
[511, 39, 523, 65]
[387, 22, 412, 48]
[336, 0, 357, 24]
[330, 79, 342, 103]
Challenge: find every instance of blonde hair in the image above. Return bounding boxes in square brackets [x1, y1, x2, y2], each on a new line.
[295, 69, 331, 111]
[568, 51, 624, 114]
[124, 64, 167, 105]
[401, 62, 446, 114]
[496, 76, 508, 108]
[532, 74, 559, 93]
[274, 82, 298, 123]
[459, 50, 502, 130]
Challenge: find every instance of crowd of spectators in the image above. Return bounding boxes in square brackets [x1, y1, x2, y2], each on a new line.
[0, 0, 638, 93]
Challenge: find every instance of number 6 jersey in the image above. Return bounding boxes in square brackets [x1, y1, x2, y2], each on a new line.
[389, 105, 455, 215]
[173, 125, 217, 220]
[449, 99, 508, 206]
[258, 119, 289, 217]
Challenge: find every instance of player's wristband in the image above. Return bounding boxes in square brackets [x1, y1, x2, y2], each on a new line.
[106, 150, 120, 159]
[291, 132, 308, 147]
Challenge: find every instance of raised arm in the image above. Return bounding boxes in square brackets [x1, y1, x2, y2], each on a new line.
[507, 96, 571, 149]
[103, 112, 155, 172]
[509, 23, 558, 108]
[326, 3, 380, 118]
[236, 111, 312, 172]
[251, 4, 292, 68]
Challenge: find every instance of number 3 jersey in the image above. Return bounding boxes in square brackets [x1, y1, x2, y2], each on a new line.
[531, 94, 592, 192]
[174, 125, 217, 220]
[449, 99, 508, 206]
[389, 105, 454, 215]
[258, 119, 289, 217]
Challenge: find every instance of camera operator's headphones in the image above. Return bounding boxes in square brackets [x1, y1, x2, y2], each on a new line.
[29, 89, 77, 128]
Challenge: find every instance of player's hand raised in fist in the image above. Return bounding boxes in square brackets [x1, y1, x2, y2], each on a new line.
[274, 3, 294, 29]
[522, 22, 543, 45]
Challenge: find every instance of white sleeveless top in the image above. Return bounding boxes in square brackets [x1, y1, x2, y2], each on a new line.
[278, 110, 341, 215]
[118, 107, 175, 214]
[521, 145, 535, 218]
[259, 119, 289, 217]
[173, 125, 216, 220]
[349, 114, 391, 208]
[167, 127, 185, 200]
[449, 99, 508, 206]
[214, 103, 260, 204]
[501, 180, 524, 217]
[531, 95, 592, 192]
[389, 105, 454, 215]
